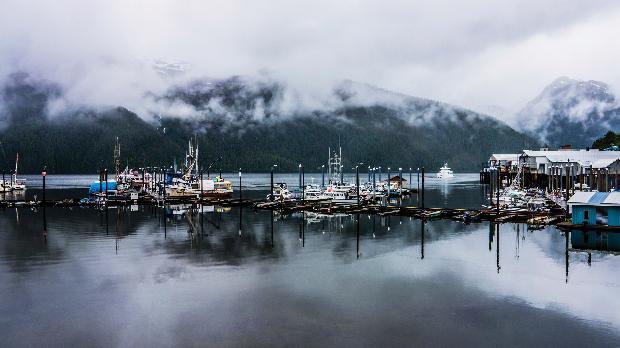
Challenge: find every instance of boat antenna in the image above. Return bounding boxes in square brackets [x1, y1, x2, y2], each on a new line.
[114, 137, 121, 179]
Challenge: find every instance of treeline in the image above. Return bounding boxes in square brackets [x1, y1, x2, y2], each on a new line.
[592, 131, 620, 149]
[0, 105, 536, 174]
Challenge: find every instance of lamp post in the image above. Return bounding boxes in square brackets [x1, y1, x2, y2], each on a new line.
[372, 167, 376, 197]
[417, 168, 420, 192]
[41, 166, 47, 206]
[356, 165, 360, 206]
[239, 169, 242, 201]
[321, 165, 325, 189]
[298, 163, 302, 193]
[409, 167, 412, 191]
[387, 167, 391, 199]
[399, 167, 403, 196]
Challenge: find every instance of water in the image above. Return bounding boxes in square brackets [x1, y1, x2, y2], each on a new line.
[1, 175, 619, 347]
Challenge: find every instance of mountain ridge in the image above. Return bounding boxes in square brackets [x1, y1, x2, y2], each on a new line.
[0, 72, 538, 173]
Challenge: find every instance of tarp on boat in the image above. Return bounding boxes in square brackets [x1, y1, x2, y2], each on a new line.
[89, 181, 117, 194]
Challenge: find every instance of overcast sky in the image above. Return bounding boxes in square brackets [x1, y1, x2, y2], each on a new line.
[1, 0, 620, 123]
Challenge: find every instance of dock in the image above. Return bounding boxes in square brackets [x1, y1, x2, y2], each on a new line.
[0, 195, 568, 226]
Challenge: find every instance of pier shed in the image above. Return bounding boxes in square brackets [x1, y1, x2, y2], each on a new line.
[568, 191, 620, 226]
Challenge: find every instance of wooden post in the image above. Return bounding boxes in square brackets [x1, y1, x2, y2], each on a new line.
[421, 167, 425, 209]
[356, 165, 360, 206]
[496, 167, 500, 215]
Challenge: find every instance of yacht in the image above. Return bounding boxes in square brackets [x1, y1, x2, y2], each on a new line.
[436, 163, 455, 179]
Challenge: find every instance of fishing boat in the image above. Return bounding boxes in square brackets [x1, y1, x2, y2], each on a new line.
[268, 183, 293, 201]
[303, 184, 330, 201]
[436, 162, 454, 179]
[0, 181, 11, 193]
[193, 176, 234, 198]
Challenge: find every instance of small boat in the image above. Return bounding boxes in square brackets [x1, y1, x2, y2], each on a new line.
[268, 183, 293, 201]
[436, 162, 454, 179]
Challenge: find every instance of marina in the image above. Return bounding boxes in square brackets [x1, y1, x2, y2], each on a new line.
[1, 174, 619, 346]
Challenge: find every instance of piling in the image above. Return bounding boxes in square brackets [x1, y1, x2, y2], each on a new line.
[421, 167, 425, 209]
[270, 166, 274, 201]
[496, 167, 500, 214]
[356, 165, 360, 206]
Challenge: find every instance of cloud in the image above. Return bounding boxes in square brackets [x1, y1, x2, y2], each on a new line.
[1, 0, 620, 124]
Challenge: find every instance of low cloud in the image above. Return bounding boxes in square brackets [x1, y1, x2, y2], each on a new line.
[1, 0, 620, 126]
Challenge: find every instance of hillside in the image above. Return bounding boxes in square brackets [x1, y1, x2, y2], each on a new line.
[0, 73, 537, 173]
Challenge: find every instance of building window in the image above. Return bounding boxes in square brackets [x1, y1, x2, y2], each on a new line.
[584, 210, 589, 220]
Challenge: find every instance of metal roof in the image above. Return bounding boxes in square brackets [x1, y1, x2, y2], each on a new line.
[522, 149, 620, 166]
[490, 154, 519, 162]
[568, 191, 620, 206]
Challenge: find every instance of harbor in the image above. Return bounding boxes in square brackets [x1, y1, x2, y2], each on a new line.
[1, 174, 619, 347]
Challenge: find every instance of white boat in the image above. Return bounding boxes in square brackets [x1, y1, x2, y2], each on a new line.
[268, 183, 293, 201]
[10, 153, 26, 190]
[324, 190, 357, 204]
[303, 185, 330, 201]
[0, 181, 11, 193]
[436, 163, 454, 179]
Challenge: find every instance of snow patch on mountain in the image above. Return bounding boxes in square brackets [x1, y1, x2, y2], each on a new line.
[515, 76, 619, 147]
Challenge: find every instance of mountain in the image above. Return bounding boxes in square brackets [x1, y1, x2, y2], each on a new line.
[516, 77, 620, 148]
[0, 72, 537, 174]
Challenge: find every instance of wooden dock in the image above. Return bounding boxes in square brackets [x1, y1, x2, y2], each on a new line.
[0, 196, 568, 226]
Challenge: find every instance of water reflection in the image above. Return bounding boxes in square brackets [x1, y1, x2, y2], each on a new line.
[571, 230, 620, 253]
[1, 204, 620, 345]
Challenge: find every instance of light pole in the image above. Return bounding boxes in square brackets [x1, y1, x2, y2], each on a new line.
[321, 165, 325, 189]
[356, 165, 360, 206]
[417, 168, 420, 192]
[399, 167, 403, 196]
[372, 167, 376, 197]
[409, 167, 412, 191]
[387, 167, 391, 199]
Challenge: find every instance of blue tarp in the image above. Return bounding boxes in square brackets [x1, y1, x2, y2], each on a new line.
[89, 181, 117, 194]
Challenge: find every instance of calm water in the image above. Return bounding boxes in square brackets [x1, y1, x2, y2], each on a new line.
[1, 175, 619, 347]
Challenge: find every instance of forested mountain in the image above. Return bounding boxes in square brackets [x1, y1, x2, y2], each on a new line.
[0, 73, 537, 174]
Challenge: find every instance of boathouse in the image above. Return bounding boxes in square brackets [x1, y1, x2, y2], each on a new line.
[389, 175, 407, 189]
[567, 191, 620, 226]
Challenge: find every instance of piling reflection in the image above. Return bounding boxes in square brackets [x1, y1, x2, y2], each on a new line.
[2, 206, 619, 286]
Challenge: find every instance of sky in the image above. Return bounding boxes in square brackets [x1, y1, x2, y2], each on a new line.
[1, 0, 620, 125]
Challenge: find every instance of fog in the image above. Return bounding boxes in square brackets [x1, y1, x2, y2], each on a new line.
[1, 0, 620, 126]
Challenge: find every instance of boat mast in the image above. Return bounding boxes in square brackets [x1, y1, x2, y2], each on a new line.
[13, 153, 18, 183]
[113, 137, 121, 180]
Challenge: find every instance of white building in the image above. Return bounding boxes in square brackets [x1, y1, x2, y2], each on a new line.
[520, 149, 620, 175]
